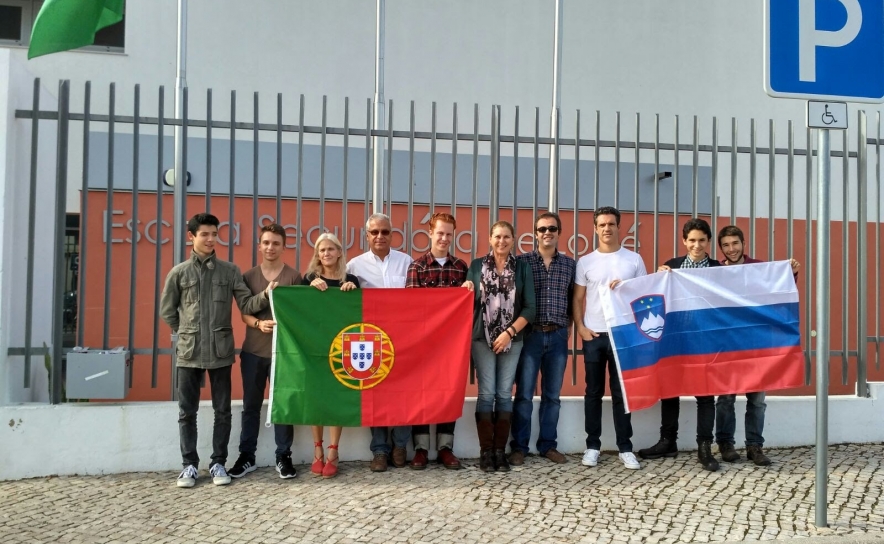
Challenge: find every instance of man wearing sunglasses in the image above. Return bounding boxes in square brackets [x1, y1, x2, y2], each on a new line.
[347, 213, 413, 472]
[509, 212, 575, 466]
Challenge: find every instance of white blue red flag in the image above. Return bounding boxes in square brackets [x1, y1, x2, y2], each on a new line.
[600, 261, 804, 412]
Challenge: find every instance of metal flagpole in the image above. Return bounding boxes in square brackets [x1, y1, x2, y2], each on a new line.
[172, 0, 188, 265]
[372, 0, 386, 214]
[548, 0, 563, 213]
[815, 126, 831, 528]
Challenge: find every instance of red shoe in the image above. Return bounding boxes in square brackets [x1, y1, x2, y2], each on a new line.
[410, 449, 428, 470]
[322, 444, 339, 479]
[311, 440, 324, 476]
[437, 448, 462, 470]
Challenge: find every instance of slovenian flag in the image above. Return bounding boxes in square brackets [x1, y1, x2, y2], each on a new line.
[600, 261, 804, 413]
[267, 286, 472, 426]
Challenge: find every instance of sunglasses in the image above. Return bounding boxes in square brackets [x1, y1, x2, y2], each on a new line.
[368, 229, 391, 236]
[536, 226, 559, 233]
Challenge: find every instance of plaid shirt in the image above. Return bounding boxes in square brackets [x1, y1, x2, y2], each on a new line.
[517, 249, 575, 329]
[406, 252, 468, 288]
[680, 255, 711, 268]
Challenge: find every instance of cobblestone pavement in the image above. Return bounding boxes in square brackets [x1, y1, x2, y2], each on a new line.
[1, 444, 882, 544]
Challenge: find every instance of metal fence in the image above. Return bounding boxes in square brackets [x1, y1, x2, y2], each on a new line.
[11, 78, 884, 403]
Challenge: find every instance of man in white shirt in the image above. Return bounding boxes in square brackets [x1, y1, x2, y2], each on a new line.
[347, 213, 413, 472]
[573, 206, 646, 470]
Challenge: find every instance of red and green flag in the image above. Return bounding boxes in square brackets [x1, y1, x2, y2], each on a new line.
[28, 0, 125, 59]
[268, 286, 472, 427]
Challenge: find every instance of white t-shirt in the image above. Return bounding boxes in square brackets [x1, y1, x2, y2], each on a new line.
[575, 247, 647, 332]
[347, 249, 412, 288]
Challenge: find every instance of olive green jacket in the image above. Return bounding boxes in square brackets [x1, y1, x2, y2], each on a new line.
[160, 251, 268, 369]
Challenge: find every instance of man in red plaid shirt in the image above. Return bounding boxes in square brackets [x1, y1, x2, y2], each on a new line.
[405, 212, 469, 469]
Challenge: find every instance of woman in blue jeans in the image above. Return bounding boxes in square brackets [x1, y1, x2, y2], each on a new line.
[463, 220, 535, 473]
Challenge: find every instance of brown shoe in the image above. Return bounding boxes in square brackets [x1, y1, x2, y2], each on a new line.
[410, 449, 428, 470]
[718, 442, 740, 462]
[747, 445, 772, 466]
[543, 448, 567, 464]
[437, 448, 462, 470]
[370, 453, 388, 472]
[391, 447, 407, 468]
[508, 450, 526, 466]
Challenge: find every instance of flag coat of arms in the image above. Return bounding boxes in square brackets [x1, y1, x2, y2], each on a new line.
[268, 286, 472, 427]
[600, 261, 804, 412]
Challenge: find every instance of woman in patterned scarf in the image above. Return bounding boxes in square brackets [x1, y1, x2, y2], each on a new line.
[463, 221, 535, 473]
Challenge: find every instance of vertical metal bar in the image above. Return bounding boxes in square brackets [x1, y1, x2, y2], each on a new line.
[731, 118, 738, 224]
[24, 78, 40, 388]
[50, 80, 72, 403]
[857, 111, 868, 397]
[342, 97, 350, 251]
[692, 115, 699, 219]
[550, 107, 560, 213]
[512, 106, 519, 232]
[127, 85, 141, 387]
[533, 108, 540, 224]
[842, 128, 849, 384]
[593, 111, 600, 250]
[769, 120, 776, 261]
[787, 121, 794, 259]
[490, 105, 500, 225]
[296, 95, 304, 266]
[876, 113, 882, 372]
[372, 0, 386, 214]
[365, 98, 372, 228]
[711, 117, 719, 260]
[653, 114, 660, 267]
[77, 82, 91, 349]
[228, 91, 236, 263]
[205, 89, 212, 214]
[805, 127, 814, 382]
[572, 109, 580, 386]
[815, 127, 831, 529]
[319, 95, 328, 231]
[385, 99, 394, 215]
[252, 92, 260, 268]
[673, 115, 679, 258]
[152, 87, 165, 389]
[634, 113, 640, 252]
[451, 103, 458, 217]
[173, 86, 189, 265]
[750, 119, 757, 256]
[430, 102, 437, 213]
[471, 104, 479, 262]
[276, 93, 282, 224]
[103, 83, 115, 349]
[614, 111, 620, 209]
[407, 101, 415, 250]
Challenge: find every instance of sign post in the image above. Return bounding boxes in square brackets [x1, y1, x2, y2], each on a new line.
[765, 0, 884, 528]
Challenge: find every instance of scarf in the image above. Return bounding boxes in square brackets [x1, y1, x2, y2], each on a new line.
[480, 252, 517, 352]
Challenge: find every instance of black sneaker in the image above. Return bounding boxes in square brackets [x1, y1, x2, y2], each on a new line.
[276, 455, 297, 479]
[228, 454, 256, 479]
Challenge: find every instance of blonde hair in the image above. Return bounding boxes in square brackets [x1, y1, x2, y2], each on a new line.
[308, 233, 347, 280]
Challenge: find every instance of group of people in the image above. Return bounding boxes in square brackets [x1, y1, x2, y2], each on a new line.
[159, 208, 799, 488]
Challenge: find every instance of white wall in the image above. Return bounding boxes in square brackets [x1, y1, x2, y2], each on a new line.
[1, 384, 882, 480]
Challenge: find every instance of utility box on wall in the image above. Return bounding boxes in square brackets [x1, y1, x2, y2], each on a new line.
[66, 349, 130, 400]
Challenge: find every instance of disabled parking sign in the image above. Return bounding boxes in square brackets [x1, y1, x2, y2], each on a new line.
[765, 0, 884, 102]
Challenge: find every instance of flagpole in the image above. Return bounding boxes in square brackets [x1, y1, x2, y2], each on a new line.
[548, 0, 563, 213]
[173, 0, 188, 266]
[372, 0, 386, 214]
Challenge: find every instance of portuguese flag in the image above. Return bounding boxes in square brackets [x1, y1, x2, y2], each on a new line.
[268, 286, 473, 427]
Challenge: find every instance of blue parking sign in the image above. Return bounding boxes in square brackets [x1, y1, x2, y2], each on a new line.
[765, 0, 884, 102]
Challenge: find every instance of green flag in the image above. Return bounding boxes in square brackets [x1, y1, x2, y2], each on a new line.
[28, 0, 125, 59]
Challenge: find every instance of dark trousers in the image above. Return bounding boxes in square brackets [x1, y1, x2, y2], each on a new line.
[239, 352, 294, 458]
[178, 365, 232, 468]
[583, 335, 633, 453]
[660, 395, 715, 442]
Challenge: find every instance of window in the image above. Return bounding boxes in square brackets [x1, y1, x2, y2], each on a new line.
[0, 0, 125, 52]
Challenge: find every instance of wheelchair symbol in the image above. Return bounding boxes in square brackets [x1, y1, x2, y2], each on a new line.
[822, 105, 837, 125]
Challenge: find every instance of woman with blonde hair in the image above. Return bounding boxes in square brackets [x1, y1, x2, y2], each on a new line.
[301, 232, 360, 478]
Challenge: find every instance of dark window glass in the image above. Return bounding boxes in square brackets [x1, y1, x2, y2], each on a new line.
[0, 6, 23, 41]
[93, 16, 125, 48]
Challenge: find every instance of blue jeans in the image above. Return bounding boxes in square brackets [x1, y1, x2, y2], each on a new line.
[583, 336, 633, 453]
[715, 392, 766, 447]
[370, 426, 411, 455]
[511, 328, 569, 455]
[238, 352, 294, 458]
[472, 340, 522, 413]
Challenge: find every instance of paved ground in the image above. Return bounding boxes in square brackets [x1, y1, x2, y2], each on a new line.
[1, 443, 882, 544]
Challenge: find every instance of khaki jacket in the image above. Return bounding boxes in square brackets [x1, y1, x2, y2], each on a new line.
[160, 251, 268, 369]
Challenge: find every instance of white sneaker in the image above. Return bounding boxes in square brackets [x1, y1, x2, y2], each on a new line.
[581, 449, 600, 466]
[619, 452, 641, 470]
[176, 465, 198, 488]
[209, 463, 232, 485]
